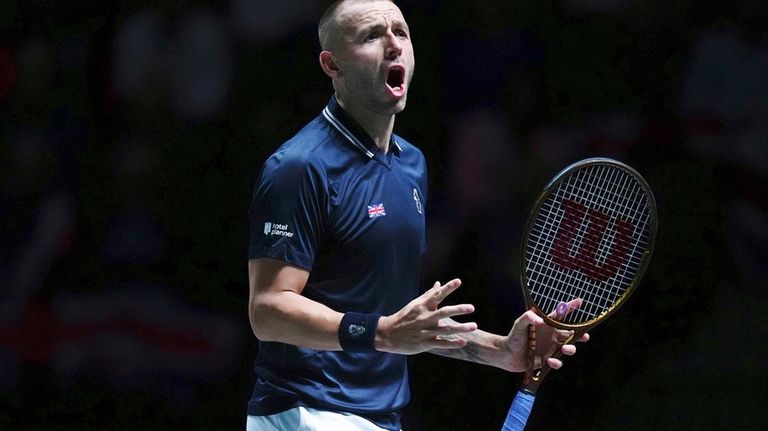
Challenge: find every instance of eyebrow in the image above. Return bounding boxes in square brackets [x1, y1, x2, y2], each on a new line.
[357, 18, 409, 36]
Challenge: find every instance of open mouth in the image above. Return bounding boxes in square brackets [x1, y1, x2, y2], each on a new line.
[386, 65, 405, 92]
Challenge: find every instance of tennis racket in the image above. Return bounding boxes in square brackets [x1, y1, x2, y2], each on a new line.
[502, 157, 657, 431]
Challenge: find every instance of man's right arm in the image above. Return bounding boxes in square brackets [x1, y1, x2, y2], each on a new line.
[249, 258, 345, 350]
[248, 258, 478, 353]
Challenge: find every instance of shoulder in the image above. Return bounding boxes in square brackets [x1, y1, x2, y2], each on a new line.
[392, 134, 421, 154]
[261, 119, 333, 181]
[393, 135, 425, 162]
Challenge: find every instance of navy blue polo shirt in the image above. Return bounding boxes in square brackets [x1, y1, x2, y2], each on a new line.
[247, 95, 427, 430]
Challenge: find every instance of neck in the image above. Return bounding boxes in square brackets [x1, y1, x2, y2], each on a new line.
[336, 94, 395, 153]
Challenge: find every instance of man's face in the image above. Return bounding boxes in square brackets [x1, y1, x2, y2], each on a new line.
[331, 1, 415, 116]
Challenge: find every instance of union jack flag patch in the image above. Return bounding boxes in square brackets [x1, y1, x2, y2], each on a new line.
[367, 203, 386, 218]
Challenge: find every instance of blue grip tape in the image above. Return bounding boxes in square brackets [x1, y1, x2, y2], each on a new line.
[501, 390, 536, 431]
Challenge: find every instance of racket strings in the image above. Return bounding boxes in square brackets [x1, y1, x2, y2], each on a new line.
[546, 168, 645, 320]
[525, 164, 653, 324]
[553, 166, 639, 321]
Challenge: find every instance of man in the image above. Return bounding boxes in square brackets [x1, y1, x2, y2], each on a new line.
[246, 1, 585, 430]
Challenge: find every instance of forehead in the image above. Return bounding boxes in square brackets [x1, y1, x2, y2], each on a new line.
[336, 1, 408, 31]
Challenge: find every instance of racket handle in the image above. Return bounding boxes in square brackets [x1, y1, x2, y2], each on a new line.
[501, 389, 536, 431]
[524, 323, 536, 384]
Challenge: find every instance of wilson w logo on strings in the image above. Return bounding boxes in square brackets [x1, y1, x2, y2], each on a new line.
[550, 198, 635, 282]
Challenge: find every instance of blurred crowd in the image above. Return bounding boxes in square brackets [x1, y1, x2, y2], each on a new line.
[1, 1, 766, 430]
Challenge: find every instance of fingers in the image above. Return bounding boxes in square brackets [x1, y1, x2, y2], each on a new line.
[435, 317, 477, 334]
[554, 330, 589, 344]
[423, 320, 478, 349]
[567, 298, 584, 310]
[425, 278, 462, 309]
[548, 297, 584, 319]
[554, 329, 574, 344]
[561, 344, 576, 356]
[547, 357, 563, 369]
[523, 303, 589, 372]
[381, 278, 481, 355]
[433, 303, 475, 320]
[547, 343, 576, 369]
[421, 279, 475, 328]
[545, 333, 579, 372]
[412, 323, 476, 351]
[427, 336, 468, 350]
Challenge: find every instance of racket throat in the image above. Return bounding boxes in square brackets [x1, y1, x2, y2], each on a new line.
[523, 363, 550, 394]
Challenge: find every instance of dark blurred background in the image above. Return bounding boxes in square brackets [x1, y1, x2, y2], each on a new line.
[1, 0, 766, 429]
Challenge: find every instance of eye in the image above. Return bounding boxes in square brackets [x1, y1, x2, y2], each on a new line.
[364, 32, 380, 42]
[394, 29, 409, 38]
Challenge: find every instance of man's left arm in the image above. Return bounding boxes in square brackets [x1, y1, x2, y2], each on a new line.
[429, 310, 588, 372]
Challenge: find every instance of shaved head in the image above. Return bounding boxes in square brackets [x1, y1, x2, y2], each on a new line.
[318, 0, 395, 51]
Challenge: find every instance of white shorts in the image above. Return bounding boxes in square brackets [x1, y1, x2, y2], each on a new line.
[246, 407, 397, 431]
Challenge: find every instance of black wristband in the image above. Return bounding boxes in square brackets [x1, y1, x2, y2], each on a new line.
[338, 312, 381, 352]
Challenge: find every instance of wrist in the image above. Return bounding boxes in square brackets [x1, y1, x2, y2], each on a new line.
[494, 333, 520, 372]
[373, 315, 391, 352]
[338, 312, 382, 352]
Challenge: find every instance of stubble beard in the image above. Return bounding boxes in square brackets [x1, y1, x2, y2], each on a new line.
[337, 63, 414, 118]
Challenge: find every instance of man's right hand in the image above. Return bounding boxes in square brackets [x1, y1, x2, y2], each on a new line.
[374, 279, 477, 354]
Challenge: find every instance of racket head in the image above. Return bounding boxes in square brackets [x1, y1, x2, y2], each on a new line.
[520, 157, 657, 330]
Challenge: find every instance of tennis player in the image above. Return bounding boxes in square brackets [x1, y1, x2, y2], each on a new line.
[246, 1, 584, 430]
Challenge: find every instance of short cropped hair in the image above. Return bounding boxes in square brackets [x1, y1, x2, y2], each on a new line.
[318, 0, 395, 51]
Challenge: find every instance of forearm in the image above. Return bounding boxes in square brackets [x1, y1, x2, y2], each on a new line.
[250, 290, 345, 350]
[429, 318, 518, 372]
[248, 273, 481, 355]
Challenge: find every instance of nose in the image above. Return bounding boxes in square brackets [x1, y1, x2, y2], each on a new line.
[384, 30, 402, 60]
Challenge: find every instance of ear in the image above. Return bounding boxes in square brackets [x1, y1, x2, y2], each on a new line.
[319, 51, 342, 79]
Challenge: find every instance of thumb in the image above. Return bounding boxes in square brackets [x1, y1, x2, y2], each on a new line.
[516, 309, 544, 327]
[510, 309, 544, 338]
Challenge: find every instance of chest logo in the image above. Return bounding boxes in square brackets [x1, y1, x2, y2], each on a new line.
[367, 203, 387, 219]
[413, 188, 423, 214]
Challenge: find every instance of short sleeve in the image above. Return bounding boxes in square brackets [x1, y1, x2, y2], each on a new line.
[248, 149, 326, 270]
[420, 155, 428, 254]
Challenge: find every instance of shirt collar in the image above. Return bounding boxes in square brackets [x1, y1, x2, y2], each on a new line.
[322, 95, 403, 159]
